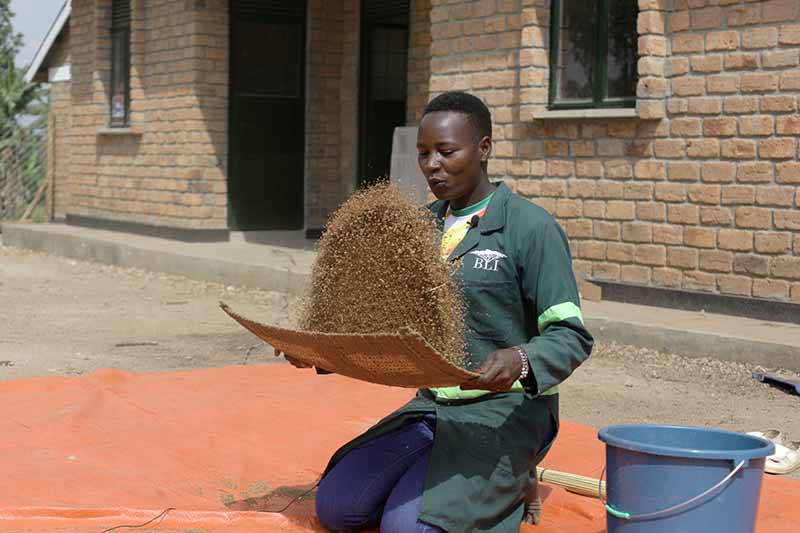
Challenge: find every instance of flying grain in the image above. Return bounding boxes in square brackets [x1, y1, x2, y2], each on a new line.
[299, 183, 466, 367]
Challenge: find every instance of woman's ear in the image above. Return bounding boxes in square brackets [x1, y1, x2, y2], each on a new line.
[479, 136, 492, 162]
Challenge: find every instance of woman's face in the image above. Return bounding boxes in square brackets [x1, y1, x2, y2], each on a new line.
[417, 111, 491, 208]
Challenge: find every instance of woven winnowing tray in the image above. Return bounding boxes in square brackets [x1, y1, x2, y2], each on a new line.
[220, 303, 477, 388]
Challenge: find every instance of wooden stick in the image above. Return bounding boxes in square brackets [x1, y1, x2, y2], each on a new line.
[536, 466, 606, 499]
[19, 178, 47, 222]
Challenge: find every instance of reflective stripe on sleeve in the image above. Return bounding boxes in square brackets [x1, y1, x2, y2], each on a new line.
[537, 302, 584, 333]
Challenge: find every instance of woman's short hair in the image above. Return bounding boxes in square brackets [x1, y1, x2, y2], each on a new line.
[422, 91, 492, 140]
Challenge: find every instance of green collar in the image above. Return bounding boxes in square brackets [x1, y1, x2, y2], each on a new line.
[450, 193, 494, 217]
[432, 182, 510, 234]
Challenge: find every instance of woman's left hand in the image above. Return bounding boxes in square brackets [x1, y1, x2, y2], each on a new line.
[460, 348, 523, 392]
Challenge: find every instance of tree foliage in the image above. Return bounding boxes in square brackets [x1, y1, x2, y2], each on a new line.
[0, 0, 39, 138]
[0, 0, 23, 67]
[0, 0, 48, 221]
[0, 62, 41, 131]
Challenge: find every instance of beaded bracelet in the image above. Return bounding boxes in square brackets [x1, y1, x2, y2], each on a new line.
[514, 346, 529, 380]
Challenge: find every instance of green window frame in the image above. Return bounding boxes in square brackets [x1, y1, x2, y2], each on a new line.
[548, 0, 638, 110]
[110, 0, 131, 127]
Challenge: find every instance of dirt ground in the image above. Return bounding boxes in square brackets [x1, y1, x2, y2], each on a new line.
[2, 242, 799, 479]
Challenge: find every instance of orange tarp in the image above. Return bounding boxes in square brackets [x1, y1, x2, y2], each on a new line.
[0, 365, 797, 532]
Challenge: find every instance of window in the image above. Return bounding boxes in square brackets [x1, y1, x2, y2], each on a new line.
[110, 0, 131, 127]
[549, 0, 638, 109]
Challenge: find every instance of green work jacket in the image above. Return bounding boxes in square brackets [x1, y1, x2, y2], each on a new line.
[323, 183, 593, 532]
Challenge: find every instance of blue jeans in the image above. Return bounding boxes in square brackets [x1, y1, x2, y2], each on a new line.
[315, 414, 443, 533]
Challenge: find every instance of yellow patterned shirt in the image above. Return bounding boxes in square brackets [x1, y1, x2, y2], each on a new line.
[440, 194, 493, 260]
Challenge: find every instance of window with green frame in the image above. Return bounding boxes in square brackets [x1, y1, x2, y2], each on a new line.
[110, 0, 131, 127]
[549, 0, 638, 109]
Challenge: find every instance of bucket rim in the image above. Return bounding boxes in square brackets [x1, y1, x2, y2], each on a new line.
[598, 424, 775, 461]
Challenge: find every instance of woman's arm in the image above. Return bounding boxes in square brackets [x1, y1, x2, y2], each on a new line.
[517, 218, 593, 394]
[461, 216, 593, 393]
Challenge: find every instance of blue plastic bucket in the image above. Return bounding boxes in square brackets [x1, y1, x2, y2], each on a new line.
[598, 425, 774, 533]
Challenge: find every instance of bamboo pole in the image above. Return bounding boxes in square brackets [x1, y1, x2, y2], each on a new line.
[536, 467, 606, 499]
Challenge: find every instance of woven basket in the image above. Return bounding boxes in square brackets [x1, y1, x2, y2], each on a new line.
[221, 303, 477, 388]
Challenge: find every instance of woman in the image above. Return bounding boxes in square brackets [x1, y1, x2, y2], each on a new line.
[289, 91, 593, 532]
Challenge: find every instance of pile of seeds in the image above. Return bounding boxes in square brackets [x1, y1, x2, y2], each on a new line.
[298, 183, 466, 367]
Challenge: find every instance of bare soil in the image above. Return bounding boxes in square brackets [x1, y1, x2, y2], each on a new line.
[2, 243, 798, 480]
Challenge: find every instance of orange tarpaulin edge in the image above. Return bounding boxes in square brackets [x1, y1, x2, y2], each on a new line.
[0, 365, 797, 532]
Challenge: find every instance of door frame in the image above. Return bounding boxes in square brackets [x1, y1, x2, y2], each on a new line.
[227, 0, 307, 231]
[357, 1, 410, 187]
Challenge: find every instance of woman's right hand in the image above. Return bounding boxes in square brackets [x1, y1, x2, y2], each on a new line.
[274, 349, 311, 368]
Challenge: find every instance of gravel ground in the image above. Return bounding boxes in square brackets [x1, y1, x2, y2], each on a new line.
[0, 243, 295, 379]
[2, 242, 798, 480]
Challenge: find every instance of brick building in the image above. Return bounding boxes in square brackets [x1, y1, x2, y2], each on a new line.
[26, 0, 800, 315]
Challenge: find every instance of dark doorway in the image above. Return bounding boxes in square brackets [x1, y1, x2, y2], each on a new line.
[228, 1, 306, 230]
[359, 1, 410, 187]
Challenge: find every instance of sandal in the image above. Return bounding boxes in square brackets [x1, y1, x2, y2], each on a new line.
[747, 429, 784, 445]
[765, 441, 800, 475]
[748, 430, 800, 475]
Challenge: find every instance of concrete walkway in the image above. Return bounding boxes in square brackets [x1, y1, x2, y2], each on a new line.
[4, 222, 799, 372]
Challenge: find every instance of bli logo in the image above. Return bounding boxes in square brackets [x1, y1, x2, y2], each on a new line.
[468, 249, 507, 271]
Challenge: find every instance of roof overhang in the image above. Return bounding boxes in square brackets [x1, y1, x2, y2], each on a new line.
[24, 0, 71, 83]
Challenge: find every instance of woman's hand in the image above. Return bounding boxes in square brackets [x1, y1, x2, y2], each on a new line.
[460, 348, 523, 391]
[274, 349, 311, 369]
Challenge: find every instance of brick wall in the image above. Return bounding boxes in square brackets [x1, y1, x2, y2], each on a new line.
[339, 0, 360, 193]
[41, 27, 72, 221]
[50, 81, 72, 221]
[67, 0, 228, 230]
[407, 0, 432, 124]
[306, 0, 360, 229]
[425, 0, 800, 303]
[60, 1, 379, 233]
[66, 0, 365, 232]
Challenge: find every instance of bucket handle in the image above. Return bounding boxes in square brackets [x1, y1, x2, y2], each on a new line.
[599, 460, 746, 521]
